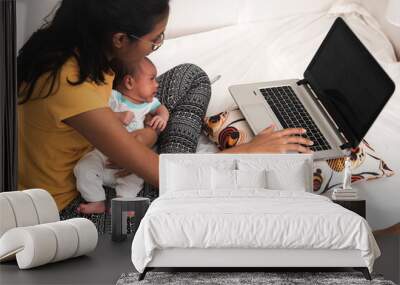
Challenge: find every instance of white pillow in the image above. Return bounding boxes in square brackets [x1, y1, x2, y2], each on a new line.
[168, 162, 212, 191]
[211, 168, 237, 190]
[237, 157, 312, 191]
[211, 168, 269, 190]
[236, 169, 268, 189]
[239, 0, 336, 23]
[266, 167, 308, 191]
[167, 0, 241, 39]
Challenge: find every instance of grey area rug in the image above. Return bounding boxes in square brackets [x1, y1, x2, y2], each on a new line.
[117, 272, 396, 285]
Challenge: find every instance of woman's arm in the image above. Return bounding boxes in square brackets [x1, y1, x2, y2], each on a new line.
[65, 110, 312, 189]
[64, 108, 159, 187]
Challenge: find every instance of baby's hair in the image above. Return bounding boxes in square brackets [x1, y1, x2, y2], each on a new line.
[112, 60, 136, 88]
[112, 57, 155, 88]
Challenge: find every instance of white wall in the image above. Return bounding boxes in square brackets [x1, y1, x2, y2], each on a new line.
[360, 0, 400, 232]
[16, 0, 60, 52]
[17, 0, 400, 59]
[363, 0, 400, 59]
[16, 0, 27, 51]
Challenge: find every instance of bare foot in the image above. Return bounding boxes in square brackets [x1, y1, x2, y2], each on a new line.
[77, 201, 106, 214]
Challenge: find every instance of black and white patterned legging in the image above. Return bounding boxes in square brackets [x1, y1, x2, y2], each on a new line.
[156, 63, 211, 153]
[59, 63, 211, 233]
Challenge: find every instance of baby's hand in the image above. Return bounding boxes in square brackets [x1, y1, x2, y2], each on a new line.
[149, 115, 167, 131]
[118, 111, 134, 126]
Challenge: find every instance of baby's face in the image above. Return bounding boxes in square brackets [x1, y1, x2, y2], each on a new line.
[132, 61, 159, 103]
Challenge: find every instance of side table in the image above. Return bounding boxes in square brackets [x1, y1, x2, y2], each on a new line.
[332, 199, 366, 219]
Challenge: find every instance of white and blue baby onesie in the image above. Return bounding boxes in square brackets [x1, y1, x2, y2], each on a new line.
[74, 90, 161, 202]
[109, 90, 161, 132]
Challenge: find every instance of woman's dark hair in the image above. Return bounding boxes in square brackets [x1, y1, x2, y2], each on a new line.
[18, 0, 169, 104]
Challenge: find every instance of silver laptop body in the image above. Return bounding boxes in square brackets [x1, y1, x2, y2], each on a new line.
[230, 79, 347, 160]
[229, 18, 395, 161]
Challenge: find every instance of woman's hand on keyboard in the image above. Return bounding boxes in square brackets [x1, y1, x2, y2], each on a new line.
[222, 124, 313, 154]
[250, 125, 314, 153]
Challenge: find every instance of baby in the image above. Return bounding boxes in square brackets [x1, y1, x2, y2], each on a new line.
[74, 57, 169, 214]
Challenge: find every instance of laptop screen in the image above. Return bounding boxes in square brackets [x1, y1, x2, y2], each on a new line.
[304, 17, 395, 148]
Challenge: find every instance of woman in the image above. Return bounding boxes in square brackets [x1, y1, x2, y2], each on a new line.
[18, 0, 312, 231]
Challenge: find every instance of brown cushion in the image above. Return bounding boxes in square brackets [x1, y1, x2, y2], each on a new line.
[203, 108, 253, 150]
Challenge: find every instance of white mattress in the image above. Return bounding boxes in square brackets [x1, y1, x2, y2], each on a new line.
[131, 190, 380, 273]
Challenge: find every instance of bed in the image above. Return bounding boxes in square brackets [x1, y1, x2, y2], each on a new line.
[131, 0, 399, 280]
[132, 154, 380, 280]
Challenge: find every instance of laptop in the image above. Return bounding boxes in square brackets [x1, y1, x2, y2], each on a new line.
[229, 17, 395, 160]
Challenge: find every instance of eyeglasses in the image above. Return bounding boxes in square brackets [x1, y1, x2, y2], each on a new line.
[127, 32, 165, 51]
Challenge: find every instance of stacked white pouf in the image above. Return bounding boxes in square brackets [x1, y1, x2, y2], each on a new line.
[0, 189, 98, 269]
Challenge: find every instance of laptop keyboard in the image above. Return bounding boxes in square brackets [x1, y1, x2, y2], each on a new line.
[259, 86, 331, 151]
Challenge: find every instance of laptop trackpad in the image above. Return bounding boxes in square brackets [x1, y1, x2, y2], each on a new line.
[242, 104, 276, 134]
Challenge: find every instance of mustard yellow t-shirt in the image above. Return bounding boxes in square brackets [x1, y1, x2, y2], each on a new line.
[18, 57, 114, 210]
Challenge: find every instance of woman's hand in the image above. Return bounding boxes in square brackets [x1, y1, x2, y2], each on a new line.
[223, 124, 314, 154]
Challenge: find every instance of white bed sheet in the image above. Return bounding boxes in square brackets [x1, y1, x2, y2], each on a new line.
[150, 1, 397, 117]
[160, 1, 400, 230]
[131, 190, 380, 273]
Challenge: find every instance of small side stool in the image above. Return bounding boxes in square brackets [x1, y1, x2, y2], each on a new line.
[111, 197, 150, 242]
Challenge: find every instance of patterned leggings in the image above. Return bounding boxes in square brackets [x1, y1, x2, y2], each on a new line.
[59, 64, 211, 233]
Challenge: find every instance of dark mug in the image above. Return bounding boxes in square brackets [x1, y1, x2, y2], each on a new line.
[111, 197, 150, 242]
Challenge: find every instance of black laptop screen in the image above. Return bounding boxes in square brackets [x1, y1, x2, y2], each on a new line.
[304, 17, 395, 148]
